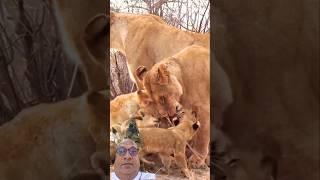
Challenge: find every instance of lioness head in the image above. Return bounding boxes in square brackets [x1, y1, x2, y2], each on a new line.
[136, 60, 183, 118]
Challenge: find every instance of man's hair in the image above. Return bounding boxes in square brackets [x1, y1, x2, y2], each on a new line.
[117, 138, 138, 148]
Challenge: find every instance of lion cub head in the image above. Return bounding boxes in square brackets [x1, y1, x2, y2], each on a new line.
[136, 59, 183, 118]
[171, 109, 200, 141]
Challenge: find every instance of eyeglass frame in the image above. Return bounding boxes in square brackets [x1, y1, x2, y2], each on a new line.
[116, 146, 139, 157]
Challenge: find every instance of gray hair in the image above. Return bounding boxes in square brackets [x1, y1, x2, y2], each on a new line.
[117, 138, 138, 148]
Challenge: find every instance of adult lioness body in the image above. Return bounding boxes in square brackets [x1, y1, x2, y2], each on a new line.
[0, 92, 107, 180]
[138, 45, 210, 167]
[110, 11, 209, 88]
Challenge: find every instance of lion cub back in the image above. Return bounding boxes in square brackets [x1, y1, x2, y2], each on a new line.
[139, 111, 200, 155]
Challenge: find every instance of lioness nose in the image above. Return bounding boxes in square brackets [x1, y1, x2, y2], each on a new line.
[168, 108, 177, 117]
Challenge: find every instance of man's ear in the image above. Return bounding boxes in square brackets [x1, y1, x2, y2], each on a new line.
[157, 64, 170, 85]
[84, 14, 109, 62]
[136, 66, 148, 81]
[137, 90, 153, 107]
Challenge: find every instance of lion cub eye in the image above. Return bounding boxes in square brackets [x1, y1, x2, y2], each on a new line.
[160, 96, 166, 104]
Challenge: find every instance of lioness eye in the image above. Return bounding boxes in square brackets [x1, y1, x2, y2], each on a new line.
[160, 96, 165, 104]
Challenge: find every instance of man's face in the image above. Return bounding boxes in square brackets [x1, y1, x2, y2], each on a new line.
[114, 143, 140, 175]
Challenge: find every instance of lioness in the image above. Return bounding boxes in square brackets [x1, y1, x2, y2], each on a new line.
[139, 110, 200, 178]
[53, 0, 108, 90]
[137, 45, 210, 168]
[110, 11, 209, 88]
[0, 91, 107, 180]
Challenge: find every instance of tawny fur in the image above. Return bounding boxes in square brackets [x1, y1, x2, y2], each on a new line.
[0, 92, 107, 180]
[139, 110, 200, 178]
[110, 11, 209, 88]
[140, 45, 210, 168]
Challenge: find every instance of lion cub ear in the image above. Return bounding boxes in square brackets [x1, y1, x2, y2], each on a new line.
[136, 66, 148, 81]
[157, 64, 170, 85]
[137, 90, 153, 107]
[192, 121, 200, 130]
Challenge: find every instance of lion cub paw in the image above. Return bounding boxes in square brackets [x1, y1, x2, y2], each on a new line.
[181, 168, 193, 178]
[188, 155, 207, 169]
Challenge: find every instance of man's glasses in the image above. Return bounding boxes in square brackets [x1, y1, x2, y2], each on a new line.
[116, 146, 138, 157]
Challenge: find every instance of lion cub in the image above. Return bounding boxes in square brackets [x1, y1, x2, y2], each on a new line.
[138, 110, 200, 178]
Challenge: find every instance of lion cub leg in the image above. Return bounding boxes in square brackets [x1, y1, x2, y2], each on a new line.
[159, 153, 173, 174]
[139, 150, 156, 165]
[189, 108, 210, 169]
[175, 153, 192, 178]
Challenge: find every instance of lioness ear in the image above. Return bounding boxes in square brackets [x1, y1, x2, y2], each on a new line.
[157, 64, 170, 85]
[136, 66, 148, 81]
[84, 14, 109, 62]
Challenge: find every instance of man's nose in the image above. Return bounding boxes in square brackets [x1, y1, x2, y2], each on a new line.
[123, 151, 132, 160]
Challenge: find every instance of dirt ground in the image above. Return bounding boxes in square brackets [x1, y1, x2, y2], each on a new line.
[154, 168, 210, 180]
